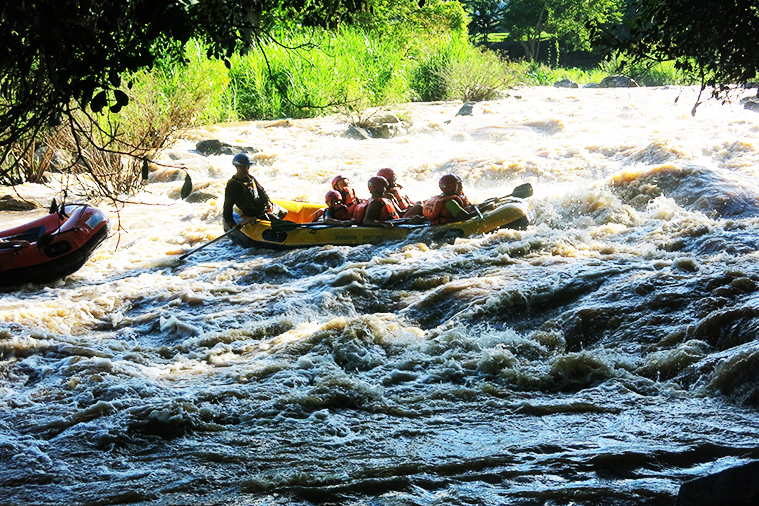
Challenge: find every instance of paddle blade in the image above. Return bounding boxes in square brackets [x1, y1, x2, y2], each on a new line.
[181, 172, 193, 200]
[510, 183, 533, 199]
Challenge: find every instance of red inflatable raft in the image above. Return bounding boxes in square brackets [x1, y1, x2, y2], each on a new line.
[0, 204, 110, 288]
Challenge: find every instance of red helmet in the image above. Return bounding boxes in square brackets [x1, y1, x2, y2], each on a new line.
[331, 175, 348, 190]
[325, 190, 342, 204]
[439, 174, 462, 194]
[368, 176, 389, 194]
[377, 168, 396, 186]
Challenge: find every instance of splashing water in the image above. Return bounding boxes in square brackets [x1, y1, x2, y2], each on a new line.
[2, 86, 759, 505]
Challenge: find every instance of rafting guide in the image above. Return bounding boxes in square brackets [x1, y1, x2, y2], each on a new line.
[222, 153, 286, 232]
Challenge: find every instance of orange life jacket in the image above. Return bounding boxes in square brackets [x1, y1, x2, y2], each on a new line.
[354, 197, 398, 224]
[386, 186, 413, 212]
[339, 187, 359, 207]
[423, 194, 467, 225]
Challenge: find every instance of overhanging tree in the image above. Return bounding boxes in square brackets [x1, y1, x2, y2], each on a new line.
[593, 0, 759, 104]
[0, 0, 377, 188]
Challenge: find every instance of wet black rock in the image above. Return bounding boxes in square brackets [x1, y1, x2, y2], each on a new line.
[677, 460, 759, 506]
[600, 75, 639, 88]
[456, 102, 476, 115]
[741, 96, 759, 113]
[554, 79, 579, 88]
[195, 139, 258, 156]
[0, 195, 40, 211]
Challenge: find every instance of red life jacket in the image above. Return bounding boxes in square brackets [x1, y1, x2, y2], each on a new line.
[354, 197, 398, 224]
[326, 204, 351, 221]
[423, 194, 467, 225]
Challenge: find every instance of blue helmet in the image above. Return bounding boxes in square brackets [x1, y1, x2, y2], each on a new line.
[232, 153, 251, 167]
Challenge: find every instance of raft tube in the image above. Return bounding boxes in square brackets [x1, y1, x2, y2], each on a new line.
[0, 204, 110, 288]
[229, 197, 532, 250]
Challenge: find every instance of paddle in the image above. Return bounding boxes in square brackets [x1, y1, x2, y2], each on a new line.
[177, 217, 256, 261]
[478, 183, 533, 209]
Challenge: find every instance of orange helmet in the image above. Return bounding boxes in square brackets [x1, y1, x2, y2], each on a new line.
[368, 176, 389, 193]
[325, 190, 342, 205]
[439, 174, 462, 194]
[331, 175, 348, 190]
[377, 168, 396, 186]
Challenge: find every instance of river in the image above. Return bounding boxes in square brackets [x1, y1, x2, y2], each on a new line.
[2, 85, 759, 505]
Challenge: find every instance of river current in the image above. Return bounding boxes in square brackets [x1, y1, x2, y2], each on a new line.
[2, 86, 759, 505]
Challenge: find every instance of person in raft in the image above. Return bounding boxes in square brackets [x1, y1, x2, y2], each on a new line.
[353, 176, 400, 228]
[223, 153, 285, 231]
[321, 190, 357, 224]
[423, 174, 486, 224]
[331, 175, 362, 217]
[376, 168, 424, 218]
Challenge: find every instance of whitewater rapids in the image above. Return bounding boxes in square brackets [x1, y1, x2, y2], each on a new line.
[2, 85, 759, 505]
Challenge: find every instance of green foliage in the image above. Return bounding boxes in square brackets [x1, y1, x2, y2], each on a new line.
[598, 54, 699, 86]
[409, 34, 512, 101]
[0, 0, 372, 185]
[497, 0, 624, 61]
[462, 0, 506, 45]
[507, 57, 696, 87]
[227, 28, 412, 120]
[595, 0, 759, 94]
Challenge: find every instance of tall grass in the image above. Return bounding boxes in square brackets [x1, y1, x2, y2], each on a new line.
[227, 29, 414, 120]
[224, 27, 518, 119]
[131, 34, 699, 128]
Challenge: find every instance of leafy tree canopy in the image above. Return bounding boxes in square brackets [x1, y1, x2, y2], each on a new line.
[0, 0, 397, 178]
[594, 0, 759, 95]
[461, 0, 506, 44]
[464, 0, 623, 61]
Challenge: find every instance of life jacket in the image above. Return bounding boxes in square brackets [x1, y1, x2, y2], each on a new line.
[338, 187, 359, 207]
[325, 204, 351, 221]
[387, 185, 413, 212]
[423, 194, 466, 225]
[354, 197, 397, 224]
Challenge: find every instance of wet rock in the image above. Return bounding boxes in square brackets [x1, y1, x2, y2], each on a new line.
[677, 460, 759, 506]
[0, 195, 41, 211]
[195, 139, 258, 156]
[184, 191, 216, 203]
[347, 114, 411, 139]
[456, 102, 475, 115]
[345, 125, 371, 140]
[600, 75, 639, 88]
[554, 79, 579, 88]
[740, 96, 759, 112]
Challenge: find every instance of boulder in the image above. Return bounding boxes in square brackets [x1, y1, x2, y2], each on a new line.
[195, 140, 258, 156]
[554, 79, 579, 88]
[347, 112, 411, 139]
[184, 191, 217, 203]
[345, 125, 371, 140]
[741, 96, 759, 112]
[677, 460, 759, 506]
[600, 75, 639, 88]
[0, 195, 40, 211]
[456, 102, 476, 115]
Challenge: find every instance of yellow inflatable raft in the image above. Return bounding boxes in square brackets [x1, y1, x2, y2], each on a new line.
[230, 194, 533, 250]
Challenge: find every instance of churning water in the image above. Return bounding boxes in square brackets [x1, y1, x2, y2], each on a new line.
[2, 86, 759, 505]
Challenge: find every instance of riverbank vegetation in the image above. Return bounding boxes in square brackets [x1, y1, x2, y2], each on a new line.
[1, 0, 751, 197]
